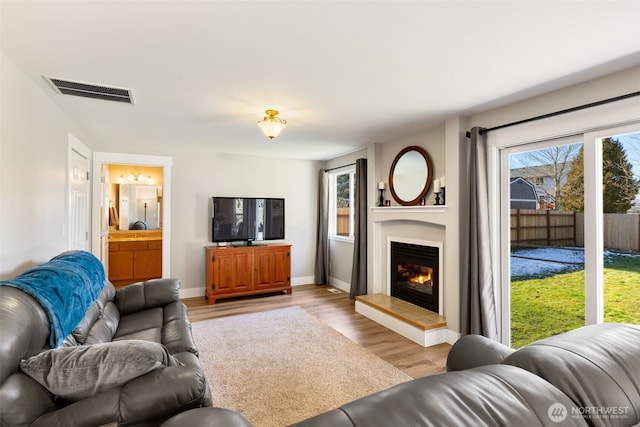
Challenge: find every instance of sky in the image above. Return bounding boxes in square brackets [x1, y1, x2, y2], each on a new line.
[510, 132, 640, 180]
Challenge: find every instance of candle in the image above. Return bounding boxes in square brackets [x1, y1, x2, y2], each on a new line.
[440, 175, 445, 188]
[433, 178, 441, 193]
[378, 181, 385, 190]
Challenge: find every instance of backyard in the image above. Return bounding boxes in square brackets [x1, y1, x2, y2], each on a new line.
[510, 246, 640, 348]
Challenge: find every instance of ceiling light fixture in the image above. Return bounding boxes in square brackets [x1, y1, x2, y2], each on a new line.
[257, 109, 287, 140]
[117, 173, 153, 185]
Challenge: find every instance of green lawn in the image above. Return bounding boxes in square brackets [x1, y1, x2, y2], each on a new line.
[511, 253, 640, 348]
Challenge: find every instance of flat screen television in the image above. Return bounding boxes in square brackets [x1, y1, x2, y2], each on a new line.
[210, 197, 285, 244]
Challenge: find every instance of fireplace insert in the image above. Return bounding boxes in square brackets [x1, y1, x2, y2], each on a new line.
[390, 241, 439, 312]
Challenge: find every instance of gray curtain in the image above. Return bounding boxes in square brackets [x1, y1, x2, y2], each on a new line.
[314, 169, 329, 285]
[461, 127, 499, 340]
[350, 158, 367, 299]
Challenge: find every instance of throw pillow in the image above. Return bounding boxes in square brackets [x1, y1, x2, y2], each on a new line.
[20, 340, 182, 401]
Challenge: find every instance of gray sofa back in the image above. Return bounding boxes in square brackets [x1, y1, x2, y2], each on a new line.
[294, 364, 587, 427]
[1, 256, 209, 426]
[0, 287, 56, 426]
[504, 323, 640, 427]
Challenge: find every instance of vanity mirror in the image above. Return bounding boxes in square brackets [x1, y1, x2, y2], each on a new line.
[118, 184, 163, 230]
[388, 146, 433, 206]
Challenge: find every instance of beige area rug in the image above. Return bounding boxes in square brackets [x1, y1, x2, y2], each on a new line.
[191, 306, 412, 426]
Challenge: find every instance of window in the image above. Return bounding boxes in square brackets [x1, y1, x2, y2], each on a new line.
[329, 168, 356, 239]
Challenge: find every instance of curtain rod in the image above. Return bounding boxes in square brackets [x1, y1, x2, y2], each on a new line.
[324, 162, 356, 172]
[465, 91, 640, 138]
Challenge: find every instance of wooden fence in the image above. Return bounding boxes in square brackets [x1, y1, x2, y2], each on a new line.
[511, 209, 640, 252]
[336, 207, 350, 236]
[511, 209, 577, 246]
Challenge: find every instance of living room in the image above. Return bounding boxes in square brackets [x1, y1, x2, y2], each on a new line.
[1, 1, 640, 426]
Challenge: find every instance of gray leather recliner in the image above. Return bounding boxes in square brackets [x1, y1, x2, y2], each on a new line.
[0, 266, 215, 426]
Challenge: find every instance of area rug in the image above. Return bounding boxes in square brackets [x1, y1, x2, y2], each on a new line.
[191, 306, 412, 426]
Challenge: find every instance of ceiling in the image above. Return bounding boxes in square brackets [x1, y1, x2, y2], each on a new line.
[2, 1, 640, 161]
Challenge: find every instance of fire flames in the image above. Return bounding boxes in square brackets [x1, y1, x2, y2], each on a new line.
[409, 273, 432, 286]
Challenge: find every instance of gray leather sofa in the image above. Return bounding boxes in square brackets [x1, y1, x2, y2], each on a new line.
[0, 251, 248, 427]
[293, 323, 640, 427]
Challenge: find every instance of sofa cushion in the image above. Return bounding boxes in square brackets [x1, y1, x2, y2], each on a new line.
[20, 340, 182, 401]
[114, 307, 164, 338]
[84, 302, 121, 345]
[115, 279, 180, 315]
[504, 323, 640, 427]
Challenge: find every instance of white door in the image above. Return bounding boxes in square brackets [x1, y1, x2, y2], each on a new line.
[100, 164, 110, 275]
[68, 145, 91, 250]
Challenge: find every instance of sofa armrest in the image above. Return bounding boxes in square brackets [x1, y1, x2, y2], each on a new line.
[160, 408, 253, 427]
[115, 278, 180, 315]
[446, 334, 515, 371]
[30, 364, 209, 427]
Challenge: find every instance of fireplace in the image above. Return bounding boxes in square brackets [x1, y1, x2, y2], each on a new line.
[390, 241, 439, 312]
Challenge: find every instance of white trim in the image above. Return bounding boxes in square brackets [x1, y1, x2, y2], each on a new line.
[329, 235, 354, 244]
[329, 277, 350, 293]
[499, 148, 512, 346]
[67, 133, 92, 251]
[355, 300, 455, 347]
[583, 122, 640, 325]
[180, 287, 205, 299]
[92, 152, 173, 279]
[327, 166, 356, 240]
[293, 276, 316, 286]
[492, 98, 640, 345]
[486, 95, 639, 149]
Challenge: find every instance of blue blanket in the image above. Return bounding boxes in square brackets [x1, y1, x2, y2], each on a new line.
[0, 250, 106, 347]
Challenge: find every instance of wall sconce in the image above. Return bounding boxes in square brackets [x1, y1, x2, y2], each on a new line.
[257, 109, 287, 140]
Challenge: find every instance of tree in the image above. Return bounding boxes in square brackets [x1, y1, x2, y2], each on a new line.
[560, 138, 640, 213]
[560, 148, 584, 212]
[513, 144, 580, 210]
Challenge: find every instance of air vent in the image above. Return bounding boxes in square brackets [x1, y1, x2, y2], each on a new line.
[45, 77, 134, 104]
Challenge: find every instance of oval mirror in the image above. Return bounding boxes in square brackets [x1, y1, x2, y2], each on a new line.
[388, 146, 433, 206]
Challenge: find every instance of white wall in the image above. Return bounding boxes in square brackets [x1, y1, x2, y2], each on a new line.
[168, 151, 319, 296]
[0, 53, 92, 278]
[366, 121, 465, 335]
[0, 51, 320, 294]
[470, 66, 640, 133]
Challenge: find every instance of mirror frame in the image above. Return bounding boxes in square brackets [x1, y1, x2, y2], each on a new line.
[388, 145, 433, 206]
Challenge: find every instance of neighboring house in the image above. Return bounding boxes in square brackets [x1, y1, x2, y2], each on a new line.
[510, 178, 538, 210]
[511, 163, 573, 210]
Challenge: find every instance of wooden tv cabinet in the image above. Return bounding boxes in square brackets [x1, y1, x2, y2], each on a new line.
[204, 243, 292, 304]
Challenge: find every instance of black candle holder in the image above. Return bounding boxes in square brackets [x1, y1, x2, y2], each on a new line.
[378, 189, 385, 207]
[434, 186, 447, 206]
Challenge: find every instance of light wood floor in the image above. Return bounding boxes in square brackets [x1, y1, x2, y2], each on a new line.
[183, 284, 450, 378]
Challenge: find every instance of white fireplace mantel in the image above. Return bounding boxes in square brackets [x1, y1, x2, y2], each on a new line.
[370, 205, 448, 226]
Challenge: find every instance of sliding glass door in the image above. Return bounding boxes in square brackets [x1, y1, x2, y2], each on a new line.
[500, 126, 639, 347]
[505, 138, 585, 348]
[599, 131, 640, 324]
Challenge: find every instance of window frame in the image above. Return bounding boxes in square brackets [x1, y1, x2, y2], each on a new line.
[328, 166, 356, 242]
[491, 103, 640, 345]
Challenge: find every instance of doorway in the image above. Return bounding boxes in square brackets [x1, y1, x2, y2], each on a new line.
[92, 153, 172, 280]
